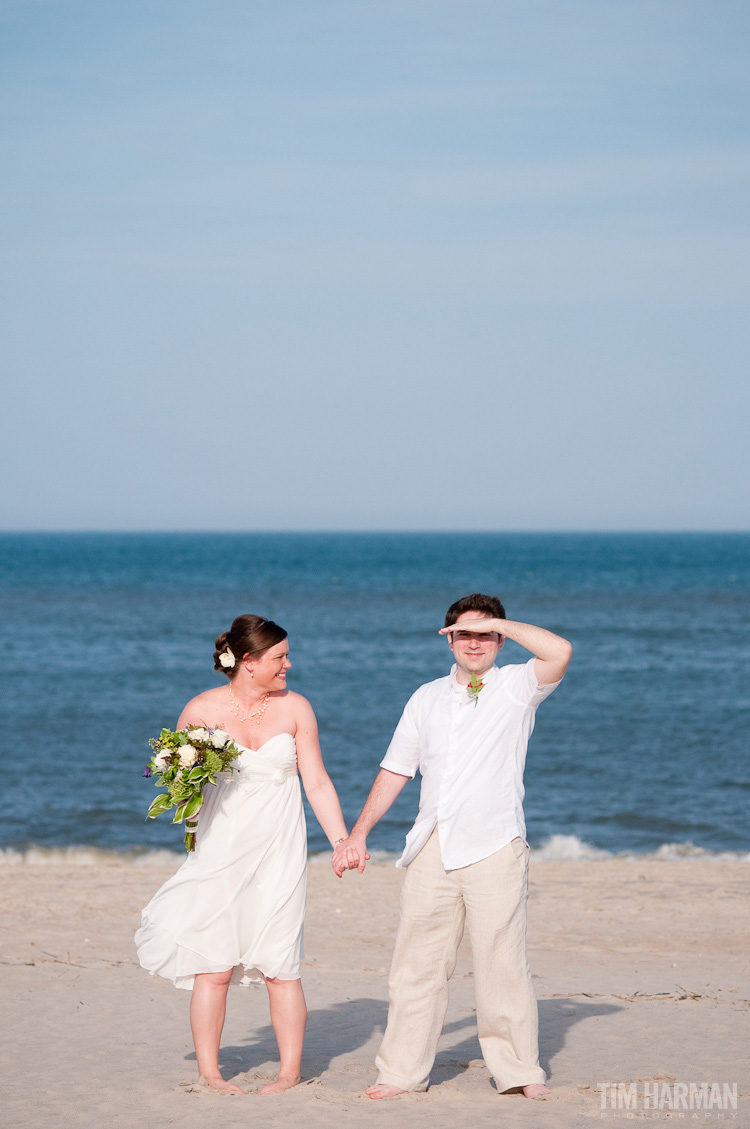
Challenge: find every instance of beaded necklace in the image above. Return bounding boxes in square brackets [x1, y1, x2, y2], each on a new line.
[228, 688, 270, 725]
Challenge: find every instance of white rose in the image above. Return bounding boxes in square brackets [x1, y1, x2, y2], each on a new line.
[219, 648, 235, 669]
[179, 744, 199, 769]
[211, 729, 230, 748]
[153, 751, 172, 773]
[189, 727, 209, 743]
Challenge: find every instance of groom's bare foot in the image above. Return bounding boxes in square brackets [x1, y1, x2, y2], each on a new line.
[258, 1073, 301, 1095]
[198, 1074, 245, 1095]
[523, 1084, 551, 1100]
[366, 1084, 407, 1099]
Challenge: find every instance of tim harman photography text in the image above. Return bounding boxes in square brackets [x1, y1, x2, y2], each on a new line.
[598, 1082, 738, 1116]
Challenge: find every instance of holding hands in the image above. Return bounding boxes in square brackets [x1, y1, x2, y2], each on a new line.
[331, 770, 411, 878]
[332, 835, 370, 878]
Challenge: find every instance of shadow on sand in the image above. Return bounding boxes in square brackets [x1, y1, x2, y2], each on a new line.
[431, 997, 623, 1087]
[185, 993, 621, 1086]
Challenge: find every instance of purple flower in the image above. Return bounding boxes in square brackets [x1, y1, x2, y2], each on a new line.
[142, 765, 152, 777]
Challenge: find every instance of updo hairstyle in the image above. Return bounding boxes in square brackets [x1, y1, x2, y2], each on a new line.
[213, 615, 287, 679]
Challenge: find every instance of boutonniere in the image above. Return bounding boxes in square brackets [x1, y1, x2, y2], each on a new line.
[467, 672, 484, 705]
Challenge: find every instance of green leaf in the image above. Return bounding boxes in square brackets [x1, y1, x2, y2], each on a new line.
[172, 801, 188, 824]
[182, 793, 203, 819]
[168, 774, 191, 798]
[147, 793, 174, 819]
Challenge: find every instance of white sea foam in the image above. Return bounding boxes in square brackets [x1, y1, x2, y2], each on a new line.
[0, 845, 397, 867]
[0, 846, 182, 867]
[1, 838, 748, 866]
[532, 834, 612, 861]
[647, 840, 750, 862]
[531, 834, 750, 862]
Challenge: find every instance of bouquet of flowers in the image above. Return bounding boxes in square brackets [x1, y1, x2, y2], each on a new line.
[143, 726, 242, 851]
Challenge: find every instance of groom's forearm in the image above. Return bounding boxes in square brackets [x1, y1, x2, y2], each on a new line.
[495, 619, 571, 660]
[497, 619, 572, 683]
[351, 769, 410, 838]
[332, 769, 410, 876]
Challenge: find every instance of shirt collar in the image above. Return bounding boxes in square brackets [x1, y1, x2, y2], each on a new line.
[449, 662, 498, 701]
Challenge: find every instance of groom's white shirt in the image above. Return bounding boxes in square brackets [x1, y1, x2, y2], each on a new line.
[380, 658, 560, 870]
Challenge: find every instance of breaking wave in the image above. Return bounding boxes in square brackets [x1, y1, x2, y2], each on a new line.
[531, 833, 750, 862]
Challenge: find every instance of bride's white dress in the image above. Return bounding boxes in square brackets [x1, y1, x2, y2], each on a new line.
[135, 733, 306, 991]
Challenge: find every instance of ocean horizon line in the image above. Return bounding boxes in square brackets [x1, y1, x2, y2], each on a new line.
[2, 528, 749, 537]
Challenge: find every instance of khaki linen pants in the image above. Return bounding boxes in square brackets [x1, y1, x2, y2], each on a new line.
[375, 828, 546, 1093]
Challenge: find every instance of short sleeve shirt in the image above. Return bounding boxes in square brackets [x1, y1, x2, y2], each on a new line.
[380, 658, 560, 869]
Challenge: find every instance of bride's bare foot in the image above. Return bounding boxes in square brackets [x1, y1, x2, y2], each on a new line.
[197, 1074, 245, 1095]
[523, 1084, 551, 1100]
[366, 1083, 407, 1099]
[258, 1073, 301, 1095]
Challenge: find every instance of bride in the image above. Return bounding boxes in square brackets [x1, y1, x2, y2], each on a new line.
[135, 614, 349, 1095]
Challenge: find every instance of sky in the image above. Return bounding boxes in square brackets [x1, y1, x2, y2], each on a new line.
[2, 0, 749, 531]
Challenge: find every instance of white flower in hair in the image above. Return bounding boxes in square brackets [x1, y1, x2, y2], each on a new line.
[179, 744, 199, 769]
[219, 647, 236, 669]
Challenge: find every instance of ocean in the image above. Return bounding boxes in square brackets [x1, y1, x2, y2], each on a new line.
[2, 532, 748, 862]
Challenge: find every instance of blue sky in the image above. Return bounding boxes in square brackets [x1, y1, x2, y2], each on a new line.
[2, 0, 748, 530]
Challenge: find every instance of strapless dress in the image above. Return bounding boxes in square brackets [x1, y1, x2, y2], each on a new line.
[135, 732, 306, 990]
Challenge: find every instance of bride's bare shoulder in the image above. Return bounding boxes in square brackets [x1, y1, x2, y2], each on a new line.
[177, 686, 228, 727]
[284, 690, 317, 718]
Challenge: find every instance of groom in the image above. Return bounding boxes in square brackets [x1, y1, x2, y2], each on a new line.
[332, 593, 571, 1100]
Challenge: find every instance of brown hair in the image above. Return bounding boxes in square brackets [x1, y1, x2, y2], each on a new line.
[444, 593, 506, 627]
[213, 615, 287, 679]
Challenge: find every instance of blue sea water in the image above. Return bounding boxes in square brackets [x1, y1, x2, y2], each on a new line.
[1, 532, 748, 860]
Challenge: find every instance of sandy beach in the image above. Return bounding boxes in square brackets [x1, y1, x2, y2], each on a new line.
[2, 854, 748, 1128]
